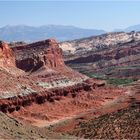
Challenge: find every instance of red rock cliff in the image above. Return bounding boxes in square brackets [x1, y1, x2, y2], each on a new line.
[0, 41, 15, 67]
[13, 39, 64, 72]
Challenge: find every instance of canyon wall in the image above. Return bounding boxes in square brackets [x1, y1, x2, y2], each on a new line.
[67, 43, 140, 68]
[60, 32, 140, 78]
[13, 39, 64, 72]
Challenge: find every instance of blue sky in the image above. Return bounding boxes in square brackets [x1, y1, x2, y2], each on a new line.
[0, 1, 140, 31]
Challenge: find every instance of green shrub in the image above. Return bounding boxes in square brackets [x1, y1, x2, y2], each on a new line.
[107, 78, 135, 86]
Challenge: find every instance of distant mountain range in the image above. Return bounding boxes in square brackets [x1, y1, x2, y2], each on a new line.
[0, 24, 140, 42]
[0, 25, 105, 42]
[114, 24, 140, 32]
[125, 24, 140, 32]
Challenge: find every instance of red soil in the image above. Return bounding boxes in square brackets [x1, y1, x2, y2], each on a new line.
[11, 86, 125, 126]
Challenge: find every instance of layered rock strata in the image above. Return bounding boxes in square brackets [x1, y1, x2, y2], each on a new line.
[13, 39, 64, 72]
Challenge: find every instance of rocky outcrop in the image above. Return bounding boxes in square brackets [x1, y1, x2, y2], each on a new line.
[60, 31, 140, 57]
[60, 32, 140, 78]
[12, 38, 86, 83]
[67, 43, 140, 67]
[0, 41, 15, 67]
[0, 79, 104, 113]
[66, 41, 140, 78]
[13, 39, 64, 72]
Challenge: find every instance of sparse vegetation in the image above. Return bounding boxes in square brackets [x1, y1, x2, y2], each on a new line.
[80, 70, 138, 86]
[69, 106, 140, 139]
[107, 78, 137, 86]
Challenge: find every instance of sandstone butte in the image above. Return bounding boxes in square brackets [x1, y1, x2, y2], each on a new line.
[0, 39, 126, 128]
